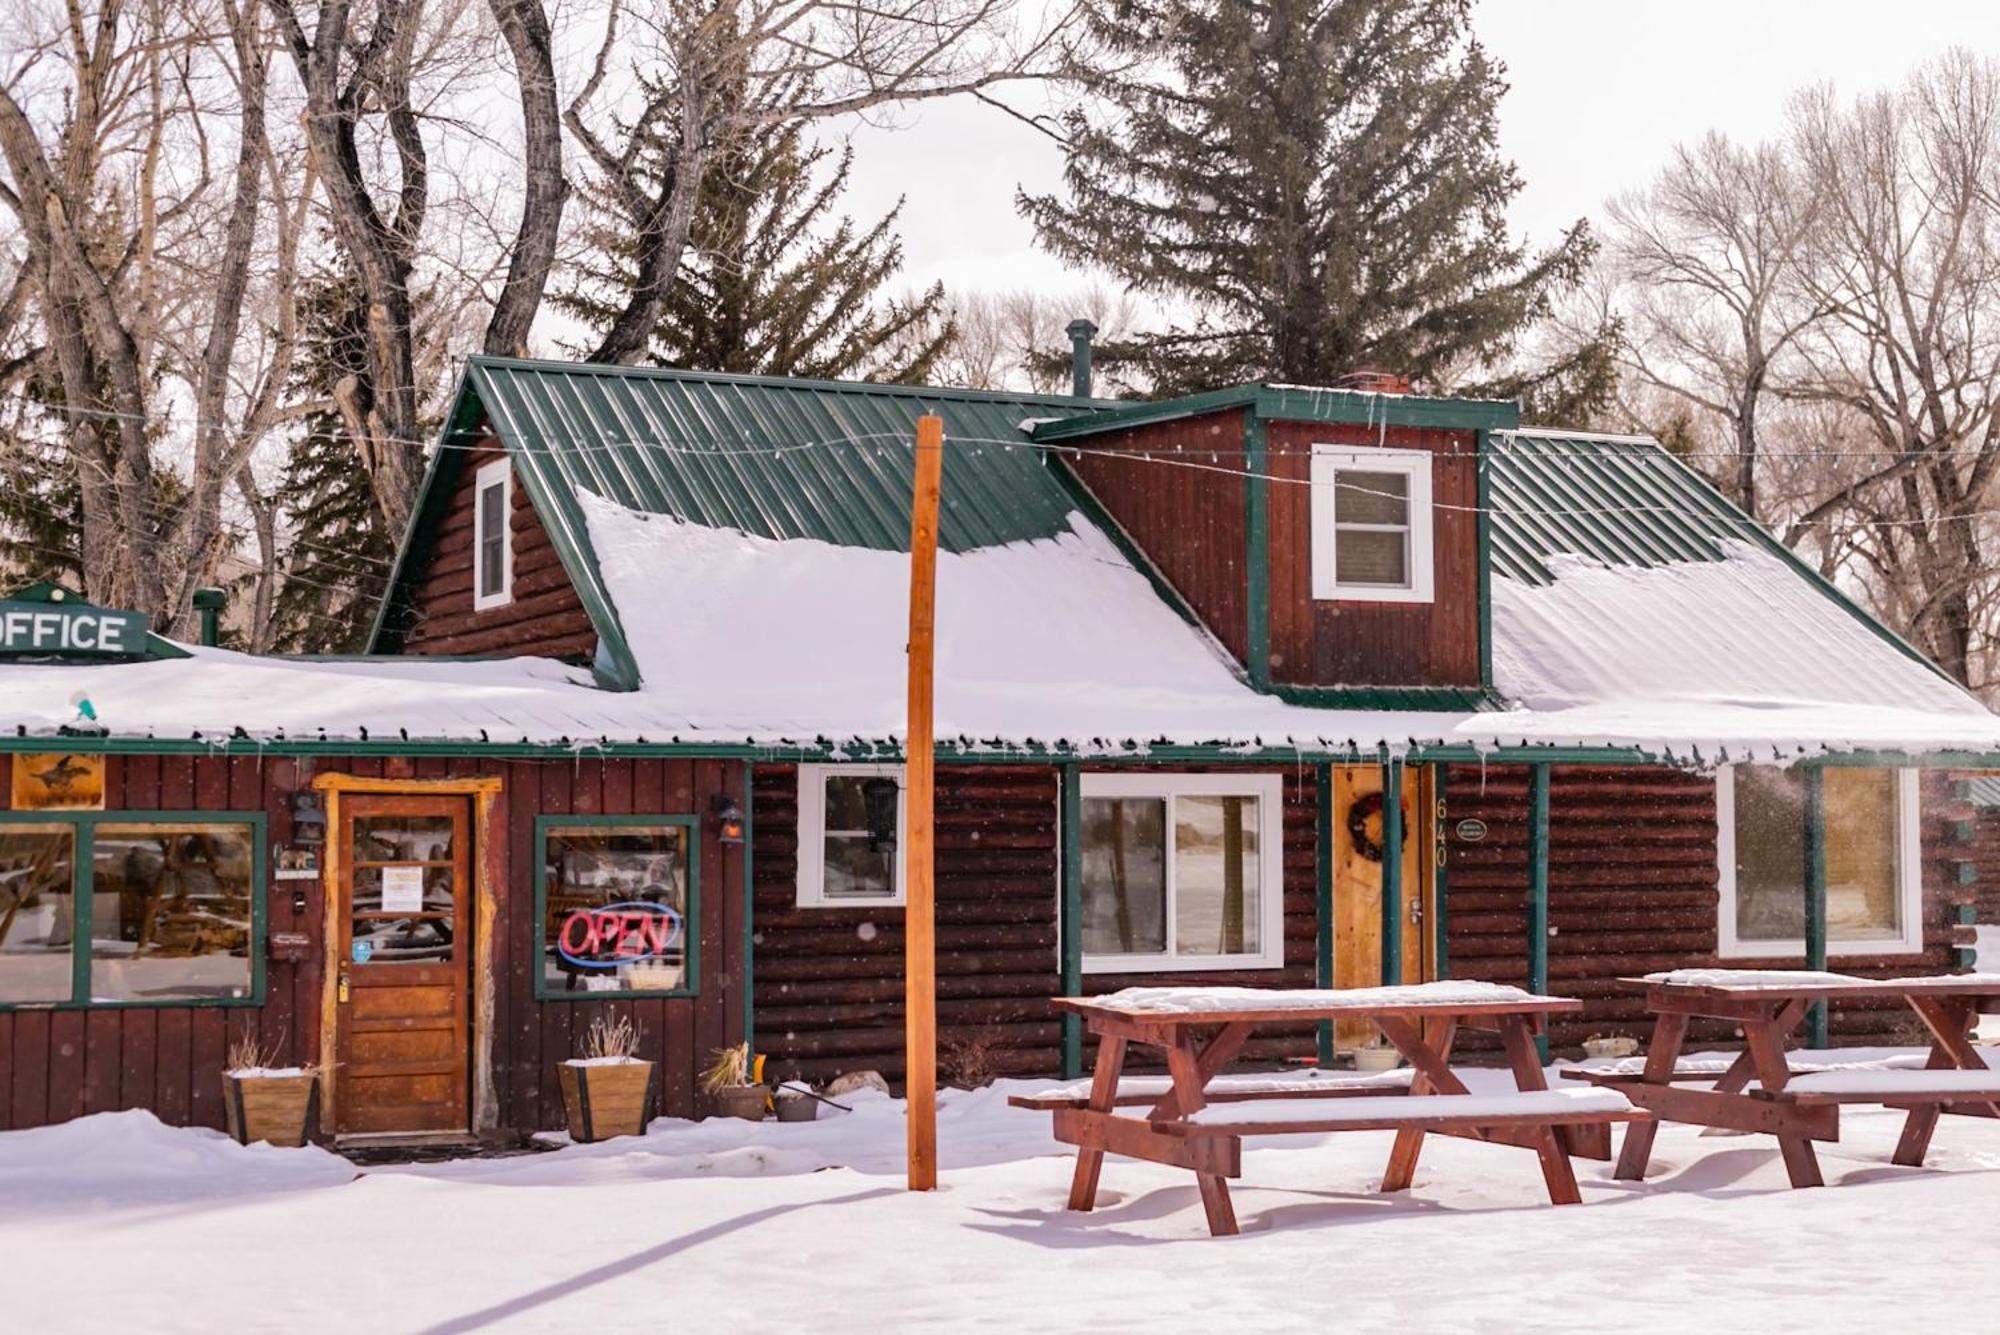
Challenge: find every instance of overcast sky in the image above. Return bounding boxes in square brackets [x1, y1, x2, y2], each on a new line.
[828, 0, 2000, 301]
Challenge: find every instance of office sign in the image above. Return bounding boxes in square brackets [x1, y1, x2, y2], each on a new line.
[0, 601, 151, 657]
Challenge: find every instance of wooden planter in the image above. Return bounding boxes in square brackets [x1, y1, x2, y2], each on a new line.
[223, 1071, 321, 1148]
[559, 1060, 657, 1143]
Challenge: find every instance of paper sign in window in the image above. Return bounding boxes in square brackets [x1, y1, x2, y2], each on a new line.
[381, 865, 426, 914]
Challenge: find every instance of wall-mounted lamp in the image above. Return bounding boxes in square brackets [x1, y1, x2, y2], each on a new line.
[710, 793, 746, 845]
[291, 791, 327, 847]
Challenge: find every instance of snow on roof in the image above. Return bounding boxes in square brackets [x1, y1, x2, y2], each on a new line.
[2, 487, 1997, 760]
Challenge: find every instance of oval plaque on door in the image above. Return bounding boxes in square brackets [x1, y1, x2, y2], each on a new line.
[1454, 818, 1489, 843]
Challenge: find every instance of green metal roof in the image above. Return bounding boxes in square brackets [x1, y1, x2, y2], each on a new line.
[1029, 382, 1519, 442]
[371, 357, 1116, 687]
[1485, 429, 1952, 681]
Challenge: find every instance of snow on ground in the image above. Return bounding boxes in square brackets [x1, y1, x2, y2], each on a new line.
[8, 1056, 2000, 1333]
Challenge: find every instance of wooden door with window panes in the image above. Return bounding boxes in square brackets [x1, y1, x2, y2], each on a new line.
[334, 794, 471, 1135]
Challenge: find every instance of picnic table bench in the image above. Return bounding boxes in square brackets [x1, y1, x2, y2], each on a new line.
[1566, 969, 2000, 1187]
[1017, 981, 1648, 1236]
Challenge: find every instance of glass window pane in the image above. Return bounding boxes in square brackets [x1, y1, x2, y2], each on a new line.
[354, 815, 454, 863]
[91, 823, 254, 1002]
[824, 836, 896, 900]
[0, 826, 76, 1004]
[1335, 470, 1409, 526]
[1825, 769, 1899, 940]
[1082, 797, 1166, 955]
[1174, 795, 1261, 957]
[1733, 768, 1804, 942]
[542, 824, 690, 993]
[1334, 528, 1409, 586]
[479, 483, 506, 597]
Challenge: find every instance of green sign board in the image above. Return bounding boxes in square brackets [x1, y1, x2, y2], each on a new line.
[0, 600, 152, 657]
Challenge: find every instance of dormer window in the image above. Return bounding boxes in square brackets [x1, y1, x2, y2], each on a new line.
[473, 458, 513, 610]
[1310, 444, 1434, 603]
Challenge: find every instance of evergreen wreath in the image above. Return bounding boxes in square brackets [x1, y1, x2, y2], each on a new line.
[1346, 791, 1387, 862]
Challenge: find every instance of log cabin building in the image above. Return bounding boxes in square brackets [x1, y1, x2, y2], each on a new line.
[3, 353, 1999, 1141]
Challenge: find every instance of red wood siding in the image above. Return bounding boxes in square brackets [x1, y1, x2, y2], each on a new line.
[752, 765, 1062, 1086]
[398, 436, 597, 661]
[1059, 410, 1251, 666]
[1442, 765, 1962, 1050]
[1264, 419, 1480, 687]
[751, 764, 1319, 1088]
[0, 755, 747, 1134]
[1967, 803, 2000, 923]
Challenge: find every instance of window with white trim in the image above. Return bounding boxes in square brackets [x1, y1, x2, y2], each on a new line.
[1309, 444, 1435, 603]
[1080, 773, 1284, 973]
[796, 764, 905, 907]
[1716, 766, 1922, 958]
[473, 458, 513, 611]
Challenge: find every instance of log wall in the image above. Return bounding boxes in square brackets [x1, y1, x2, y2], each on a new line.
[397, 437, 598, 661]
[1442, 764, 1964, 1050]
[0, 754, 748, 1134]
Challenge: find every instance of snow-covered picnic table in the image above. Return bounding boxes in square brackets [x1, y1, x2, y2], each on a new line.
[1018, 981, 1648, 1236]
[1566, 969, 2000, 1187]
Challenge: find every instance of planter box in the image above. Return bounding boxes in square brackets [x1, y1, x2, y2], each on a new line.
[223, 1071, 320, 1148]
[558, 1060, 657, 1143]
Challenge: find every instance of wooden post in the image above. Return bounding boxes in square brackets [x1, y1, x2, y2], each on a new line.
[1528, 763, 1551, 1062]
[904, 413, 944, 1192]
[1381, 757, 1403, 986]
[1802, 766, 1828, 1049]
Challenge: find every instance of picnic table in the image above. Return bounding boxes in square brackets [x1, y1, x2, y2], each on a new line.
[1566, 969, 2000, 1187]
[1014, 981, 1647, 1237]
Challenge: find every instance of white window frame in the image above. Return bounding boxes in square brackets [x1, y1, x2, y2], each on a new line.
[1716, 766, 1923, 959]
[1309, 443, 1435, 603]
[1079, 772, 1285, 974]
[472, 458, 514, 611]
[795, 763, 906, 908]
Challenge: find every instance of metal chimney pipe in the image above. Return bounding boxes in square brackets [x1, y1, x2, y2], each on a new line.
[1066, 318, 1098, 399]
[191, 587, 227, 648]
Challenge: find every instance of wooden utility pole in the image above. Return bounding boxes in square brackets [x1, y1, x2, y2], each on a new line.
[904, 413, 944, 1191]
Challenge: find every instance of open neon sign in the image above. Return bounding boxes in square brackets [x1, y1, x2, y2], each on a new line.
[557, 901, 684, 969]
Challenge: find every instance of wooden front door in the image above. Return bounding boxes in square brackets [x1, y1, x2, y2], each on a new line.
[333, 794, 471, 1136]
[1332, 764, 1435, 1047]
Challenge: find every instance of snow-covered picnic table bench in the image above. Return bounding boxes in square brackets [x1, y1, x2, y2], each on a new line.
[1564, 969, 2000, 1187]
[1015, 981, 1648, 1237]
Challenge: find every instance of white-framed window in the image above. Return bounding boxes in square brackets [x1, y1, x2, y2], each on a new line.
[1716, 766, 1923, 958]
[1079, 772, 1285, 973]
[473, 458, 514, 611]
[796, 764, 905, 907]
[1309, 443, 1435, 603]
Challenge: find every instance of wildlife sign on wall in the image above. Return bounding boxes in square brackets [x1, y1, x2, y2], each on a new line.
[11, 753, 106, 811]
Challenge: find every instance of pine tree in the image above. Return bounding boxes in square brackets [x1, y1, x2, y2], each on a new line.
[559, 81, 951, 383]
[267, 267, 398, 654]
[0, 386, 85, 590]
[1022, 0, 1600, 397]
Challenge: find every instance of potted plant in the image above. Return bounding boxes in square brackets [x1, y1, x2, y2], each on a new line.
[702, 1042, 768, 1121]
[1352, 1037, 1403, 1073]
[558, 1015, 657, 1143]
[222, 1036, 321, 1148]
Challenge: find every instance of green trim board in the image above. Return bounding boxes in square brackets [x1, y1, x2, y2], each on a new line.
[1028, 383, 1521, 443]
[1059, 762, 1083, 1081]
[530, 813, 702, 1002]
[740, 760, 755, 1059]
[1802, 768, 1828, 1048]
[1381, 758, 1403, 986]
[1244, 409, 1271, 690]
[0, 809, 267, 1011]
[1314, 762, 1334, 1066]
[1475, 432, 1495, 691]
[1527, 764, 1550, 1061]
[1264, 684, 1498, 712]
